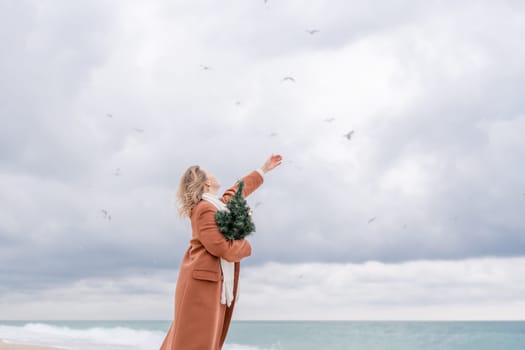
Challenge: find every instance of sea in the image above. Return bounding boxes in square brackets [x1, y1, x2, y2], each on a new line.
[1, 320, 524, 350]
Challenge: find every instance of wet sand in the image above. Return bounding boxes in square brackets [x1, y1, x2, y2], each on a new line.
[0, 342, 60, 350]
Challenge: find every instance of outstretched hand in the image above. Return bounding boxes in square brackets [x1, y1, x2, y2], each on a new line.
[261, 154, 283, 173]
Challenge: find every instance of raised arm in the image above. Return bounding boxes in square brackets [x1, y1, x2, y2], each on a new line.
[221, 154, 283, 203]
[221, 171, 263, 203]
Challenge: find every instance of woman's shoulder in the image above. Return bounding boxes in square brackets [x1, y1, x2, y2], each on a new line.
[191, 200, 216, 217]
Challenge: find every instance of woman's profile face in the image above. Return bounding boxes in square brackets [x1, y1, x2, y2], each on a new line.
[204, 170, 220, 193]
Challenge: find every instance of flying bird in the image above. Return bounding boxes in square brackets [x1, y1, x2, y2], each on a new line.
[368, 217, 376, 224]
[101, 209, 111, 220]
[344, 130, 355, 140]
[282, 76, 296, 83]
[306, 29, 320, 35]
[200, 65, 211, 70]
[106, 113, 113, 118]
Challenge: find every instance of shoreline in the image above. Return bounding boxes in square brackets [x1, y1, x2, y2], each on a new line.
[0, 341, 61, 350]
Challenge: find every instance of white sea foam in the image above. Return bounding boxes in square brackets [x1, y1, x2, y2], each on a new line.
[4, 321, 523, 350]
[223, 345, 264, 350]
[0, 323, 269, 350]
[0, 323, 165, 350]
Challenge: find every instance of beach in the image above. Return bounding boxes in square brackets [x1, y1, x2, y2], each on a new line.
[0, 342, 59, 350]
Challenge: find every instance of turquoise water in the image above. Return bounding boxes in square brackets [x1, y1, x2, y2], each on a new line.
[229, 321, 525, 349]
[1, 320, 524, 350]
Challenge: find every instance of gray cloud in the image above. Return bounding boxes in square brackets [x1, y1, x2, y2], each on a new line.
[1, 0, 525, 308]
[1, 258, 524, 320]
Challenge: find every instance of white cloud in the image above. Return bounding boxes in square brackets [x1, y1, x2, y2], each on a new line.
[1, 258, 524, 320]
[236, 257, 525, 320]
[1, 0, 525, 319]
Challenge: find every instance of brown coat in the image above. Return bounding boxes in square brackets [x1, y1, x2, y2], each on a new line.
[160, 170, 264, 350]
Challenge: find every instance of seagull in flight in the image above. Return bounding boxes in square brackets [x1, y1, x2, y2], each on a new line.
[344, 130, 355, 140]
[368, 217, 376, 224]
[101, 209, 112, 220]
[282, 76, 296, 83]
[306, 29, 320, 35]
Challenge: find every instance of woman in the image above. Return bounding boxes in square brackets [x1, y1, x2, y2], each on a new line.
[160, 154, 282, 350]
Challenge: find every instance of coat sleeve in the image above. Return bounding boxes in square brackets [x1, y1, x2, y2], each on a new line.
[221, 170, 264, 203]
[195, 203, 252, 262]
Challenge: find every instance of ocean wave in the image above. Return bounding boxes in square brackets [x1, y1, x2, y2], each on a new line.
[0, 322, 165, 350]
[224, 345, 264, 350]
[0, 323, 269, 350]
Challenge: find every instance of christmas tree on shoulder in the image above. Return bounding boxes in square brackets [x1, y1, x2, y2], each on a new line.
[215, 180, 255, 240]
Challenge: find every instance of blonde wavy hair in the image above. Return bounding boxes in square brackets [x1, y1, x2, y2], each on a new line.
[176, 165, 208, 217]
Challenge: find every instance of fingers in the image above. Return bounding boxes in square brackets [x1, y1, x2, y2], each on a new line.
[271, 154, 283, 162]
[264, 154, 282, 172]
[269, 154, 283, 168]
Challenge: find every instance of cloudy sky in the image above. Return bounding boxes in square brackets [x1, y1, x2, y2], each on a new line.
[1, 0, 524, 320]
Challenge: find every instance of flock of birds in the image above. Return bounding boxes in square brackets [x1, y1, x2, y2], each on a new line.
[99, 6, 366, 225]
[99, 114, 146, 221]
[198, 35, 356, 144]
